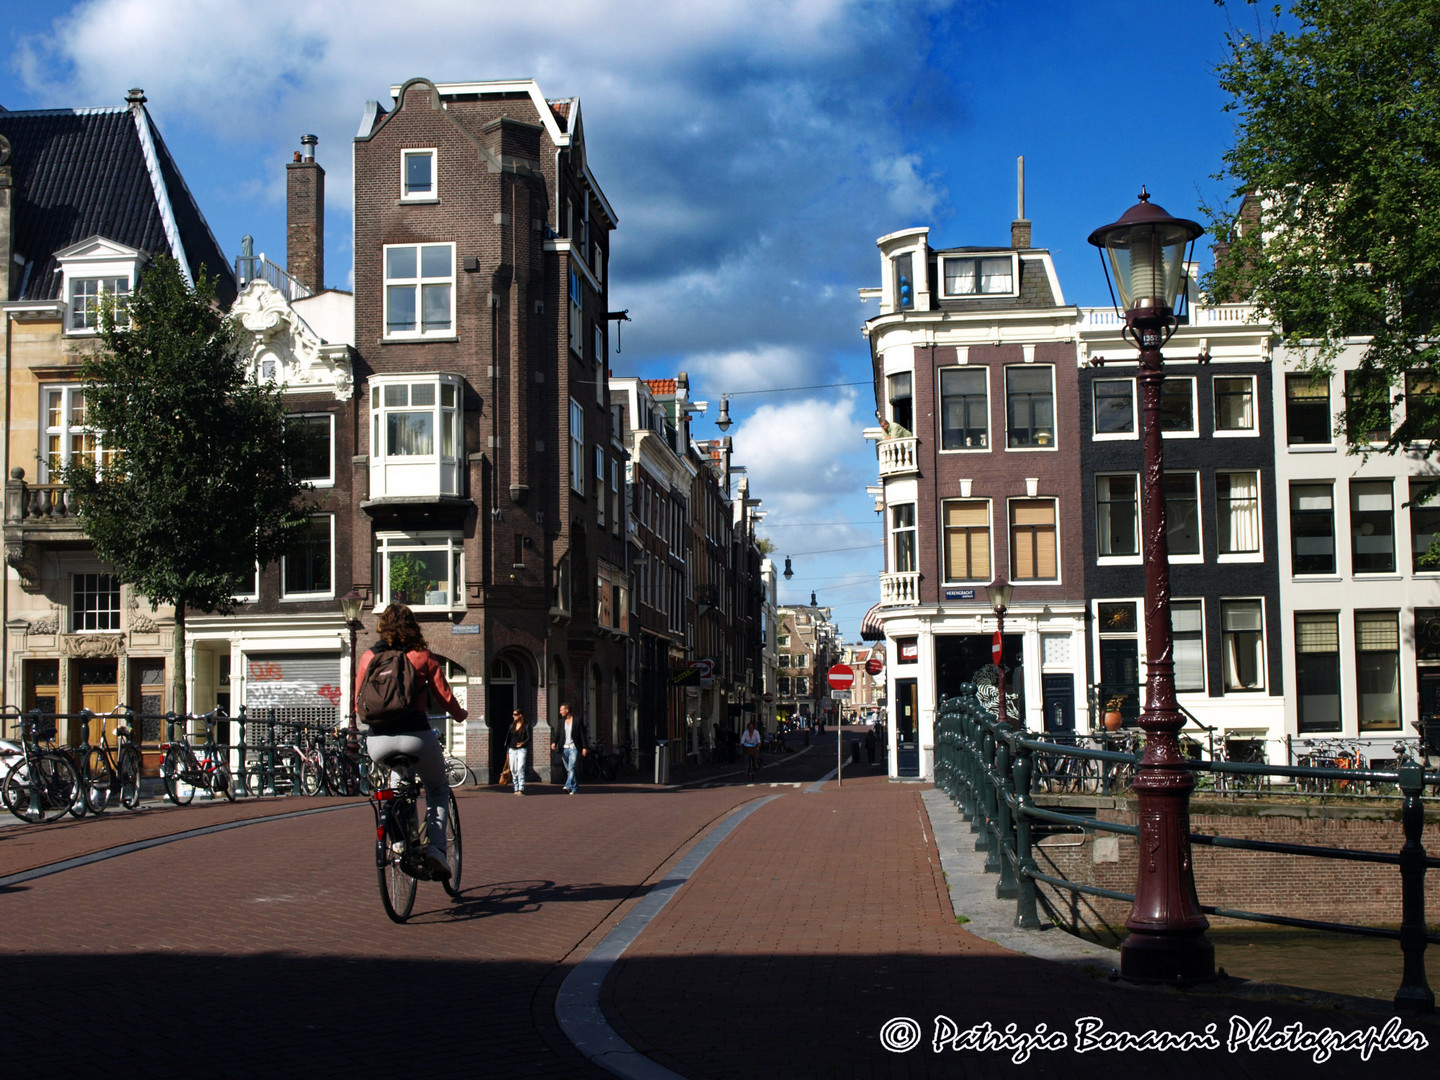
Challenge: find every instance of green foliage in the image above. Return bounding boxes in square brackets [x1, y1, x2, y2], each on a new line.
[62, 256, 310, 615]
[1206, 0, 1440, 452]
[387, 554, 433, 605]
[756, 536, 777, 557]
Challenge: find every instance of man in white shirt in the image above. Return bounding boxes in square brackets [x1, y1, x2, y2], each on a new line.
[551, 701, 588, 794]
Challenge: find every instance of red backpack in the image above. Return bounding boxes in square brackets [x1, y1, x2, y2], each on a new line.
[358, 646, 422, 733]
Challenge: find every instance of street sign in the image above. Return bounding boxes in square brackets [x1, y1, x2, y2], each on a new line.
[865, 657, 883, 676]
[763, 692, 774, 703]
[827, 663, 854, 691]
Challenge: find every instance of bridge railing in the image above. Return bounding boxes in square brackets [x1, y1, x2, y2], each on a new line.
[933, 688, 1439, 1015]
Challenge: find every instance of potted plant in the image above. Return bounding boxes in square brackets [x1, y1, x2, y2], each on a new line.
[388, 554, 433, 606]
[1102, 696, 1126, 731]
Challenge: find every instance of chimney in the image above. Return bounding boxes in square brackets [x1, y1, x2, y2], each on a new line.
[1010, 155, 1032, 250]
[286, 134, 324, 293]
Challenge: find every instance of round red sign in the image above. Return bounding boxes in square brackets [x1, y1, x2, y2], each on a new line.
[865, 657, 883, 676]
[827, 663, 855, 691]
[763, 692, 774, 703]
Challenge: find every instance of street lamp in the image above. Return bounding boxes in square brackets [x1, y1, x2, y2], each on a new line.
[1089, 190, 1213, 984]
[340, 590, 364, 730]
[985, 579, 1012, 724]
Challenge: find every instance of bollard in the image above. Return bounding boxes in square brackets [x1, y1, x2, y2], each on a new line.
[1394, 763, 1435, 1014]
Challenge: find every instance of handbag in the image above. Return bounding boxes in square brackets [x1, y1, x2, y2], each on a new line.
[499, 763, 512, 786]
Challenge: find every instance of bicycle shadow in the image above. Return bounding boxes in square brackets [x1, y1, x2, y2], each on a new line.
[408, 877, 647, 923]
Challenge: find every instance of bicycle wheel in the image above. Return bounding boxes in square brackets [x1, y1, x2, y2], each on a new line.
[3, 754, 79, 823]
[445, 756, 470, 788]
[298, 759, 324, 797]
[214, 764, 236, 802]
[83, 748, 115, 814]
[118, 745, 142, 809]
[162, 747, 195, 805]
[1072, 756, 1100, 795]
[378, 813, 417, 923]
[443, 791, 463, 898]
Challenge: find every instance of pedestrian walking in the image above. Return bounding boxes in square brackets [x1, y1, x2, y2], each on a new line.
[507, 711, 530, 794]
[354, 602, 467, 880]
[551, 702, 588, 794]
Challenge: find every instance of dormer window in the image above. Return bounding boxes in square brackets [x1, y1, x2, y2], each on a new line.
[70, 276, 129, 331]
[400, 149, 436, 201]
[941, 254, 1017, 298]
[55, 236, 145, 337]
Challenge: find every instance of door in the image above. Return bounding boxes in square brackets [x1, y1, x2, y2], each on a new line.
[487, 681, 516, 784]
[1042, 673, 1075, 735]
[75, 660, 118, 745]
[896, 677, 919, 777]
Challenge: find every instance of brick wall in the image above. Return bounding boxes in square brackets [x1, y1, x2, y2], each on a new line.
[1029, 799, 1440, 932]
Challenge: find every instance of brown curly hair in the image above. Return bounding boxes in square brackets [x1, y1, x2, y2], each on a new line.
[376, 603, 427, 651]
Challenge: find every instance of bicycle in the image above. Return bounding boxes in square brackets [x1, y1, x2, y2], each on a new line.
[2, 711, 81, 823]
[75, 707, 143, 813]
[444, 754, 474, 788]
[743, 745, 760, 782]
[160, 711, 235, 804]
[370, 752, 463, 923]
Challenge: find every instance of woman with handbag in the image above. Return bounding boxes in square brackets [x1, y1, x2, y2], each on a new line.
[506, 711, 530, 795]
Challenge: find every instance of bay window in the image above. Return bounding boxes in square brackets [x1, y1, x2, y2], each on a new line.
[368, 374, 463, 499]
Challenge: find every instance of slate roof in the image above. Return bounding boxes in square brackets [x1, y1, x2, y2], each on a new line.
[0, 100, 235, 305]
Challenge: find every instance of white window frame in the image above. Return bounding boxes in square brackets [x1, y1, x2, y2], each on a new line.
[1212, 373, 1258, 438]
[286, 413, 335, 488]
[69, 276, 130, 333]
[281, 514, 336, 601]
[374, 532, 465, 612]
[57, 238, 143, 338]
[1095, 473, 1141, 563]
[1171, 598, 1206, 693]
[941, 498, 992, 583]
[890, 503, 917, 574]
[939, 252, 1019, 299]
[1092, 377, 1137, 440]
[400, 148, 438, 202]
[570, 398, 585, 495]
[1009, 497, 1060, 583]
[1159, 376, 1199, 438]
[1216, 470, 1263, 561]
[41, 384, 112, 482]
[368, 374, 463, 499]
[1220, 597, 1266, 693]
[383, 242, 455, 339]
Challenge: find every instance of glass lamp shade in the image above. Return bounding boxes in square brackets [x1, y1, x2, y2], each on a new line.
[987, 581, 1013, 612]
[1087, 191, 1203, 315]
[340, 590, 364, 624]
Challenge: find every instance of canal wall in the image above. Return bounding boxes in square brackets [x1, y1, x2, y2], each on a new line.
[1032, 797, 1440, 936]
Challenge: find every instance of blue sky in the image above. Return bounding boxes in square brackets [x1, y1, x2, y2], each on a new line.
[1, 0, 1260, 642]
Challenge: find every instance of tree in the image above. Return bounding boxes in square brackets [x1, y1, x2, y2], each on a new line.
[1206, 0, 1440, 451]
[63, 256, 310, 713]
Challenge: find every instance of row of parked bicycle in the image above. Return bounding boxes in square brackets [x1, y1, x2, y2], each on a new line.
[0, 706, 477, 825]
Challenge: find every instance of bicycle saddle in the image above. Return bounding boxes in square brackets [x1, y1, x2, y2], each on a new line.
[377, 752, 420, 769]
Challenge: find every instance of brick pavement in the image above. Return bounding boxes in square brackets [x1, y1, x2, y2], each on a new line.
[3, 731, 1436, 1080]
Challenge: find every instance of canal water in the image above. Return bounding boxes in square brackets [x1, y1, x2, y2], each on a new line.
[1206, 927, 1436, 1001]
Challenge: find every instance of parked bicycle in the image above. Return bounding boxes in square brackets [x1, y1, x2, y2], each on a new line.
[2, 710, 81, 823]
[75, 706, 143, 813]
[370, 751, 463, 923]
[160, 710, 235, 804]
[1034, 734, 1098, 795]
[1296, 738, 1368, 795]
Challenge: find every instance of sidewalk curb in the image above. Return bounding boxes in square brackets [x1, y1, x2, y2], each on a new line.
[557, 794, 782, 1079]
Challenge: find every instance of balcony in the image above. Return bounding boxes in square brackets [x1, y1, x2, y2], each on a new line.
[4, 469, 90, 590]
[877, 436, 919, 477]
[879, 571, 920, 607]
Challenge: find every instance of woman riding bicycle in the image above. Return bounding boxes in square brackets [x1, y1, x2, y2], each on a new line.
[354, 603, 467, 880]
[740, 719, 762, 779]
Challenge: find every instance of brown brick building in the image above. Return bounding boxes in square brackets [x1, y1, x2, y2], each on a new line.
[351, 78, 625, 780]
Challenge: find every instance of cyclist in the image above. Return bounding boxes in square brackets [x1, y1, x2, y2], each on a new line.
[355, 603, 468, 879]
[740, 719, 762, 780]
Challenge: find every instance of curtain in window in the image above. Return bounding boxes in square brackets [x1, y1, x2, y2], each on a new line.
[945, 260, 976, 294]
[943, 502, 989, 580]
[1011, 501, 1057, 579]
[979, 257, 1012, 293]
[1222, 601, 1263, 690]
[1224, 473, 1260, 552]
[388, 413, 433, 456]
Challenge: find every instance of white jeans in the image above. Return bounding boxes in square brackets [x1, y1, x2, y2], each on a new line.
[507, 746, 527, 791]
[366, 729, 450, 856]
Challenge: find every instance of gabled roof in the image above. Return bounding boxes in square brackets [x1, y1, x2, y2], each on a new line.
[0, 96, 234, 305]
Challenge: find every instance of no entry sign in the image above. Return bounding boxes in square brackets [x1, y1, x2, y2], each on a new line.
[827, 663, 855, 691]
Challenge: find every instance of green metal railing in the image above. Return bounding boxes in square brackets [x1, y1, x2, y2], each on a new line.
[934, 687, 1440, 1015]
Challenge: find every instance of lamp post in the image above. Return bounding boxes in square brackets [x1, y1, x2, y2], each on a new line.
[1089, 190, 1213, 983]
[986, 580, 1013, 724]
[340, 590, 364, 730]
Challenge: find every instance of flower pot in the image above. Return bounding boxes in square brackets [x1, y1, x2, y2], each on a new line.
[1103, 711, 1124, 731]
